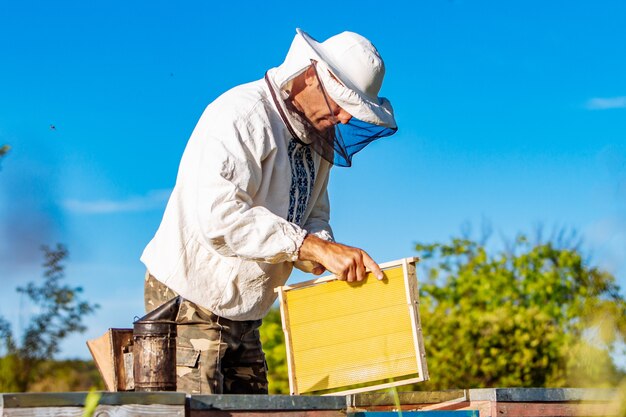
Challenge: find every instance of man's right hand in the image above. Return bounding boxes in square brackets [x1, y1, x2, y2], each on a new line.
[297, 234, 383, 282]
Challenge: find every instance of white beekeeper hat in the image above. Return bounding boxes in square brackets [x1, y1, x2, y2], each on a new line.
[295, 28, 396, 129]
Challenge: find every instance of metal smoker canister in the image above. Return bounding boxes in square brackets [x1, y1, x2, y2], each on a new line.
[133, 320, 177, 391]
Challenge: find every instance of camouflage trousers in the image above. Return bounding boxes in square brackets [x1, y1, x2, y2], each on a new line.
[144, 272, 268, 395]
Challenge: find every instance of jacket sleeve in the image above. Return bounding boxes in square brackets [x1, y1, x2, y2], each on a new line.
[187, 114, 307, 264]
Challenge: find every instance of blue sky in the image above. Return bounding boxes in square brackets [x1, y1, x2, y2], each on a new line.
[1, 0, 625, 359]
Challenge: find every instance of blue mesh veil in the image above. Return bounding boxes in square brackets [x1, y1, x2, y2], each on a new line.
[332, 118, 397, 167]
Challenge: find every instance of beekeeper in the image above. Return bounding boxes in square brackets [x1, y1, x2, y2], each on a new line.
[141, 28, 397, 394]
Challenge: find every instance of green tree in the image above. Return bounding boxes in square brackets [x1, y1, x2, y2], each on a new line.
[25, 359, 104, 392]
[414, 235, 626, 390]
[0, 244, 100, 392]
[260, 307, 289, 394]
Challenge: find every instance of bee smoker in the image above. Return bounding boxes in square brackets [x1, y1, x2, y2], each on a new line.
[132, 296, 181, 391]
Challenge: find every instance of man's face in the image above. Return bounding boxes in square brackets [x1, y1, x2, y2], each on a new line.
[293, 66, 352, 133]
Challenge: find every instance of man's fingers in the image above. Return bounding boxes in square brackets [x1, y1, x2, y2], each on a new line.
[356, 259, 366, 282]
[312, 265, 326, 275]
[299, 236, 383, 282]
[362, 251, 384, 280]
[346, 265, 357, 282]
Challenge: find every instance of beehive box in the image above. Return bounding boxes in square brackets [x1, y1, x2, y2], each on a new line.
[276, 257, 429, 395]
[86, 328, 134, 391]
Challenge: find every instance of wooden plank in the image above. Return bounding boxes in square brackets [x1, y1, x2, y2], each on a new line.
[351, 390, 467, 407]
[0, 392, 186, 407]
[404, 259, 429, 381]
[349, 412, 479, 417]
[354, 400, 491, 417]
[278, 286, 299, 395]
[188, 394, 346, 410]
[496, 402, 621, 417]
[420, 395, 468, 411]
[468, 387, 618, 402]
[190, 411, 345, 417]
[2, 404, 184, 417]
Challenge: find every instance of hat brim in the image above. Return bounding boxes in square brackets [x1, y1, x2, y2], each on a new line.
[296, 28, 397, 129]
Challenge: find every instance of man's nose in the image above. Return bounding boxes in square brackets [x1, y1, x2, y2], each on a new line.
[335, 108, 352, 125]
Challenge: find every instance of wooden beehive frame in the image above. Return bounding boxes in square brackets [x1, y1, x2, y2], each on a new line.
[276, 257, 429, 395]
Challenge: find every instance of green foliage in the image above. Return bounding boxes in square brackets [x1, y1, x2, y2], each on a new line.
[0, 356, 105, 393]
[18, 359, 104, 392]
[0, 244, 100, 392]
[414, 235, 626, 390]
[260, 307, 290, 394]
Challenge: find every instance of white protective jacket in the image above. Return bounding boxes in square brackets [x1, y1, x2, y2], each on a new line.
[141, 57, 334, 320]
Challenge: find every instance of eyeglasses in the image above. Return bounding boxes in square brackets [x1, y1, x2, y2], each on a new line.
[310, 59, 341, 127]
